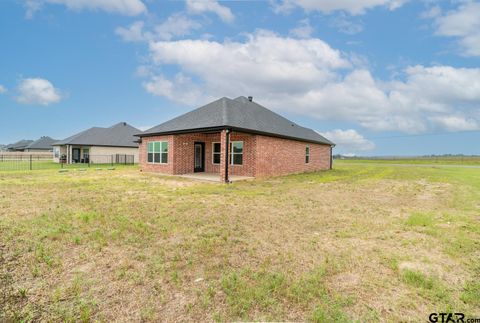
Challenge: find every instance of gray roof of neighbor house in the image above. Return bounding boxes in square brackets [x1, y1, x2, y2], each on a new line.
[53, 122, 140, 148]
[25, 136, 57, 150]
[6, 139, 34, 150]
[139, 96, 334, 145]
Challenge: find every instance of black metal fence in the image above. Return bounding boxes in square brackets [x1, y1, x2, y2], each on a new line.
[0, 154, 136, 172]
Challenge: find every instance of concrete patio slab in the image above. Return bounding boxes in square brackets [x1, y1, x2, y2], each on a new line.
[179, 172, 254, 183]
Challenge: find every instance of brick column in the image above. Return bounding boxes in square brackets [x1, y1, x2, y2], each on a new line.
[330, 146, 333, 170]
[220, 129, 229, 183]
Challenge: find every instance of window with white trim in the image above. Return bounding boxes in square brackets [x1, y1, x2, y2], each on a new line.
[147, 141, 168, 164]
[305, 146, 310, 163]
[230, 141, 243, 165]
[212, 142, 221, 164]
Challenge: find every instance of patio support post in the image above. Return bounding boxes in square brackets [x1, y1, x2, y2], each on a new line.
[220, 128, 230, 183]
[330, 146, 333, 170]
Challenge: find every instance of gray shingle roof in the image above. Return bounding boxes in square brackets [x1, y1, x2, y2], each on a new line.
[139, 97, 334, 145]
[53, 122, 140, 147]
[25, 136, 57, 150]
[6, 139, 34, 150]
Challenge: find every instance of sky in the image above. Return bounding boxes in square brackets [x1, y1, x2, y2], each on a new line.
[0, 0, 479, 156]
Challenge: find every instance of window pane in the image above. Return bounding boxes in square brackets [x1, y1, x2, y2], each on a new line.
[306, 156, 309, 163]
[148, 153, 153, 163]
[161, 141, 168, 153]
[154, 152, 160, 163]
[213, 143, 221, 153]
[161, 152, 168, 164]
[232, 154, 243, 165]
[232, 142, 243, 153]
[154, 142, 161, 153]
[306, 146, 310, 155]
[148, 142, 154, 153]
[213, 153, 220, 164]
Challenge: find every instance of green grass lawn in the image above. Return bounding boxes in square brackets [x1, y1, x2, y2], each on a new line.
[1, 165, 479, 321]
[0, 160, 137, 171]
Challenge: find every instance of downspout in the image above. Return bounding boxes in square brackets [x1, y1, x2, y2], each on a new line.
[225, 128, 230, 183]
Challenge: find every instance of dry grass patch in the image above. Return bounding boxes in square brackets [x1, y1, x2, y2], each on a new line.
[1, 165, 479, 321]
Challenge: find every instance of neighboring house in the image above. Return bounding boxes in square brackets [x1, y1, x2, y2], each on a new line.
[5, 139, 34, 151]
[52, 122, 140, 164]
[137, 96, 334, 182]
[24, 136, 57, 152]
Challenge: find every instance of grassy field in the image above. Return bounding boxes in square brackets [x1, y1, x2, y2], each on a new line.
[336, 157, 480, 166]
[1, 165, 479, 321]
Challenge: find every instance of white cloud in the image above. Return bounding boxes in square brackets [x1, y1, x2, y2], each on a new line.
[420, 5, 441, 19]
[25, 0, 147, 18]
[139, 31, 480, 134]
[431, 2, 480, 56]
[271, 0, 408, 15]
[320, 129, 375, 153]
[430, 115, 480, 132]
[0, 85, 6, 94]
[148, 31, 350, 87]
[154, 14, 202, 41]
[329, 13, 364, 34]
[289, 19, 314, 38]
[16, 78, 62, 106]
[143, 74, 206, 105]
[116, 21, 146, 42]
[186, 0, 234, 22]
[116, 14, 202, 42]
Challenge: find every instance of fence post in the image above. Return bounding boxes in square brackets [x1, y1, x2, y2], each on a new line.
[30, 154, 32, 170]
[111, 155, 113, 166]
[125, 154, 127, 165]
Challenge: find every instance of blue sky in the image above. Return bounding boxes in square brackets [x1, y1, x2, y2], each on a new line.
[0, 0, 479, 155]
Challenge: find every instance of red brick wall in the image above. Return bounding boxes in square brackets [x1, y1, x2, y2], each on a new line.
[172, 133, 204, 174]
[254, 135, 331, 177]
[171, 133, 224, 175]
[219, 130, 257, 180]
[204, 133, 221, 174]
[139, 135, 175, 174]
[170, 131, 256, 176]
[227, 132, 256, 177]
[139, 131, 331, 178]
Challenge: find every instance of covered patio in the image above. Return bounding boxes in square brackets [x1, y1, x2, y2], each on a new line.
[141, 128, 255, 183]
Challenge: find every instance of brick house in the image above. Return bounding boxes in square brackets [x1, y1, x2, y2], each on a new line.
[137, 96, 334, 182]
[52, 122, 140, 164]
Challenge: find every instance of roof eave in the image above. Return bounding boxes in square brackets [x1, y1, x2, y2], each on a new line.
[51, 143, 138, 148]
[136, 126, 227, 137]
